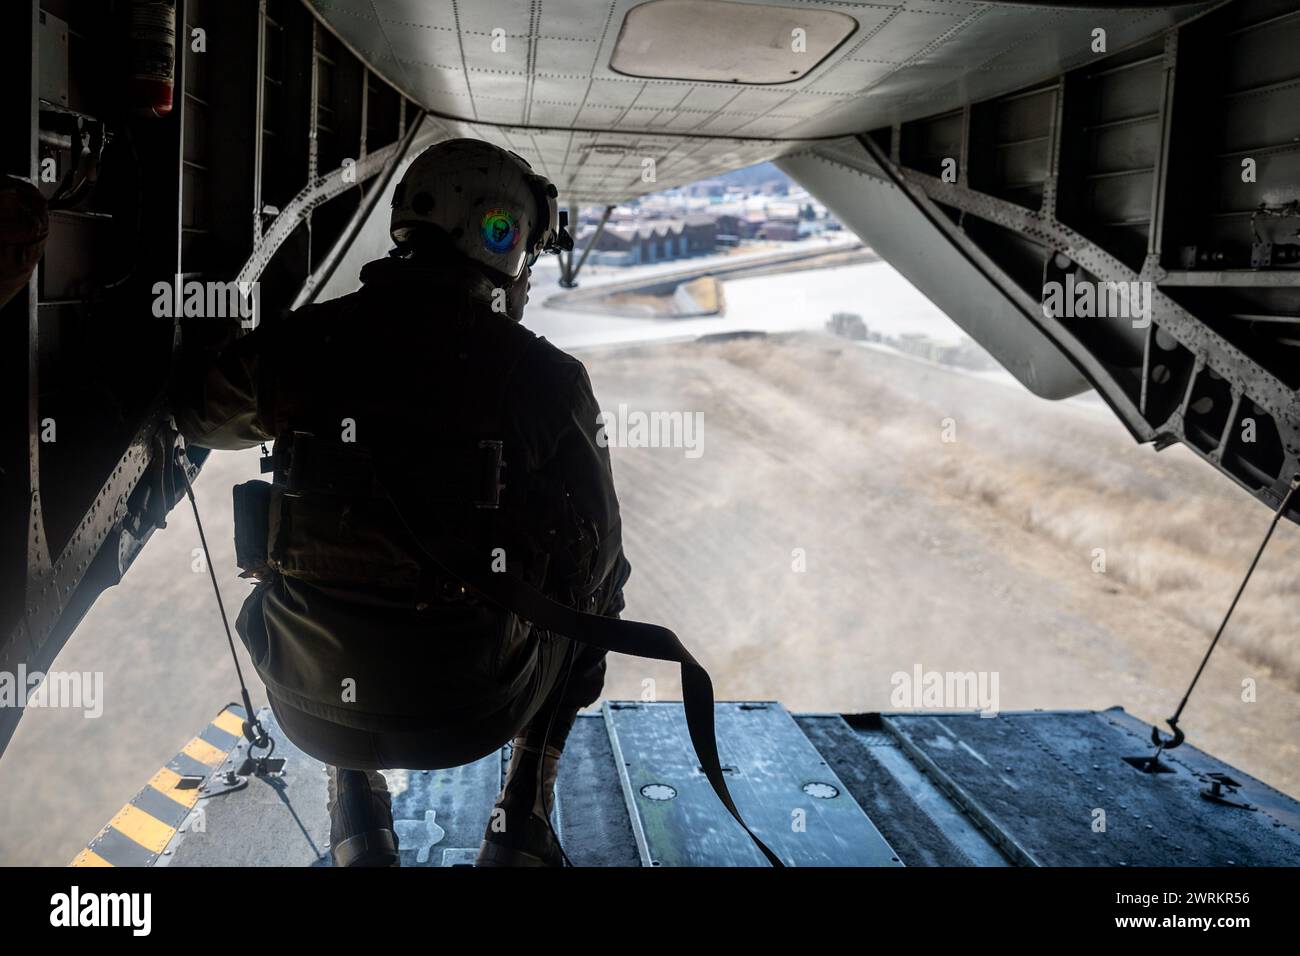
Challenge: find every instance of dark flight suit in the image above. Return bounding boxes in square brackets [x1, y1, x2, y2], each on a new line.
[172, 255, 630, 770]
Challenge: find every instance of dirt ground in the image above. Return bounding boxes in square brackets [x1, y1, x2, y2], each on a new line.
[593, 335, 1300, 792]
[2, 332, 1296, 865]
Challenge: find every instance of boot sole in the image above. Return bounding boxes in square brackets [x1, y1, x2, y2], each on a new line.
[332, 828, 399, 867]
[475, 840, 561, 867]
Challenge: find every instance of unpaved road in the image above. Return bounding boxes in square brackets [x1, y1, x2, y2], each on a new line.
[2, 332, 1297, 865]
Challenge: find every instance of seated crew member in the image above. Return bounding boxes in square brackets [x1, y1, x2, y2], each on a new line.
[172, 138, 630, 867]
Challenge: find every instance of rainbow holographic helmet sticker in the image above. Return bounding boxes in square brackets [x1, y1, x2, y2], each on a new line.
[480, 207, 521, 255]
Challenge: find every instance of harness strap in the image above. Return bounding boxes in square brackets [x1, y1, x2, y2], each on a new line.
[277, 432, 506, 509]
[372, 473, 785, 868]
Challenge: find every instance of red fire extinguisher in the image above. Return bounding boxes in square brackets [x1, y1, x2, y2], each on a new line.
[129, 0, 177, 117]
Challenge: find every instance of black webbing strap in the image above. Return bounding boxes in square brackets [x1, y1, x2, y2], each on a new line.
[374, 475, 785, 868]
[278, 432, 505, 509]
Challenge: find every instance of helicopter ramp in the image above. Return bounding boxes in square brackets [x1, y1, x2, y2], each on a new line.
[72, 702, 1300, 867]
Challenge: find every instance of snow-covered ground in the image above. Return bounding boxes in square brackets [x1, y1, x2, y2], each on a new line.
[528, 249, 1112, 412]
[525, 243, 956, 351]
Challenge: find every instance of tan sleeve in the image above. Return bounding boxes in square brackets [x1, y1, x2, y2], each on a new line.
[171, 329, 276, 450]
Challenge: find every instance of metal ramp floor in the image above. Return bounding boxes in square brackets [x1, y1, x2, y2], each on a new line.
[77, 702, 1300, 867]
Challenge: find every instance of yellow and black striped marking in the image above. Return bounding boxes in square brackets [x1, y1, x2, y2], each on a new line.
[70, 704, 247, 867]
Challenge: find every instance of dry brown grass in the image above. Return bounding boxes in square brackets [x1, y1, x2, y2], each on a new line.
[968, 469, 1300, 683]
[923, 399, 1295, 682]
[708, 333, 1300, 685]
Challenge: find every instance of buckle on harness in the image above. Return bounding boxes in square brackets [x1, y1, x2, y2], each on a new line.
[475, 440, 505, 509]
[278, 431, 377, 497]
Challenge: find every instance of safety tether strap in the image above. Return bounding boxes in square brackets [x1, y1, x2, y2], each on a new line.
[374, 474, 785, 868]
[1149, 472, 1300, 762]
[177, 448, 275, 758]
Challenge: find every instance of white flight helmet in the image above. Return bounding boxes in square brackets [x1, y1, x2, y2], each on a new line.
[389, 138, 570, 281]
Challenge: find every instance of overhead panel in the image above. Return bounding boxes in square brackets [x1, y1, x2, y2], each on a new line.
[609, 0, 857, 85]
[304, 0, 1218, 204]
